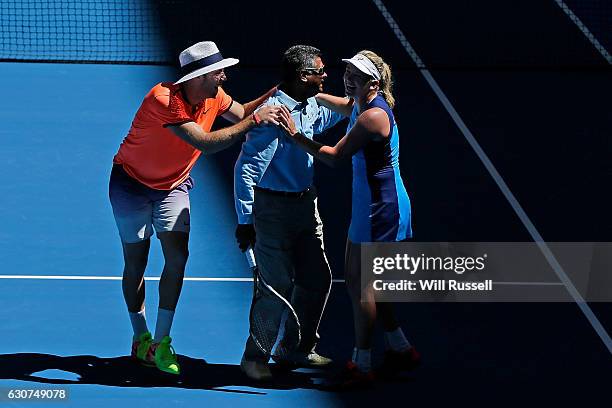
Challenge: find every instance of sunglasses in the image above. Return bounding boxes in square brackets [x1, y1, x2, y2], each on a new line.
[301, 66, 326, 76]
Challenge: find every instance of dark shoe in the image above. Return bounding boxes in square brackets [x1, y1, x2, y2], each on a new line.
[378, 347, 421, 376]
[272, 350, 333, 369]
[240, 356, 273, 381]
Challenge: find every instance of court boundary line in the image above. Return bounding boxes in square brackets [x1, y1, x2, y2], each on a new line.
[0, 275, 343, 283]
[371, 0, 612, 354]
[0, 275, 567, 286]
[554, 0, 612, 65]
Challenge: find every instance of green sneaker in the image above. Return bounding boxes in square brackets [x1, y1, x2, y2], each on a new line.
[151, 336, 181, 375]
[131, 332, 154, 366]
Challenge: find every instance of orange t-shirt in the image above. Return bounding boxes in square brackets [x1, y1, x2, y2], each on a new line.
[113, 82, 233, 190]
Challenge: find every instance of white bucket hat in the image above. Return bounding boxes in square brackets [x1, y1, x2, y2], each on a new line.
[174, 41, 239, 85]
[342, 53, 381, 80]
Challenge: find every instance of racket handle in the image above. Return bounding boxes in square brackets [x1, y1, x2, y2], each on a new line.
[245, 247, 256, 268]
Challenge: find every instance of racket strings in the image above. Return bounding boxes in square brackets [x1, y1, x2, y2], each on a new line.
[250, 269, 302, 355]
[252, 306, 279, 353]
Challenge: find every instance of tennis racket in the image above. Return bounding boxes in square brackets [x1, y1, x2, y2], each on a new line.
[246, 247, 301, 356]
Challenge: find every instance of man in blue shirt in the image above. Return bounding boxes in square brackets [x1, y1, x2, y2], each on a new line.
[234, 45, 345, 381]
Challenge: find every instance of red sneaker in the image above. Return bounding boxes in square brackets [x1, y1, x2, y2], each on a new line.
[378, 347, 421, 376]
[324, 361, 375, 391]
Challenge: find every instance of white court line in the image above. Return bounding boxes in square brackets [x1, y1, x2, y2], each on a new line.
[0, 275, 345, 283]
[371, 0, 612, 354]
[554, 0, 612, 64]
[0, 275, 246, 282]
[0, 275, 568, 286]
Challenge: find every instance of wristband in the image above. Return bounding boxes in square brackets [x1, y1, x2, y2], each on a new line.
[252, 112, 262, 126]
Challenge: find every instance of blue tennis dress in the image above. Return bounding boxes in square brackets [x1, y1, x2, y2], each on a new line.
[348, 95, 412, 243]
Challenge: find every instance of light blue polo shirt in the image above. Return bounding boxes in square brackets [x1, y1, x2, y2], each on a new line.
[234, 89, 345, 224]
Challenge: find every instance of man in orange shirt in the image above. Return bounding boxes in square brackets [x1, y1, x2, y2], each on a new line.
[109, 41, 282, 375]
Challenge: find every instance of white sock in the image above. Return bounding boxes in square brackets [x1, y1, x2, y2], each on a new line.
[384, 327, 411, 352]
[352, 348, 372, 373]
[129, 309, 149, 340]
[154, 308, 175, 343]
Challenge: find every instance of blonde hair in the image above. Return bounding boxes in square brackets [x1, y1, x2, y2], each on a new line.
[358, 50, 395, 109]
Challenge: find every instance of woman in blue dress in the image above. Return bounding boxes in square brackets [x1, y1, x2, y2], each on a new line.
[278, 50, 420, 387]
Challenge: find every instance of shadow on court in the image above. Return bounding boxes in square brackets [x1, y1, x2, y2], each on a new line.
[0, 353, 322, 394]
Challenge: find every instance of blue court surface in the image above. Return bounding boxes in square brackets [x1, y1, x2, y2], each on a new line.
[1, 1, 611, 407]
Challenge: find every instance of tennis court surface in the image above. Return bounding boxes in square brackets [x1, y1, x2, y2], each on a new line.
[1, 1, 610, 406]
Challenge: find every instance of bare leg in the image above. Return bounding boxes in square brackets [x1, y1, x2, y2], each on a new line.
[158, 231, 189, 311]
[345, 239, 376, 349]
[377, 302, 400, 332]
[121, 239, 151, 313]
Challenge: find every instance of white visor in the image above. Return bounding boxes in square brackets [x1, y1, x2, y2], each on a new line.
[342, 53, 381, 80]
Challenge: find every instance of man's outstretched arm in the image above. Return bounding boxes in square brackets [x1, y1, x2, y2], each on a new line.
[221, 86, 278, 123]
[168, 105, 281, 154]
